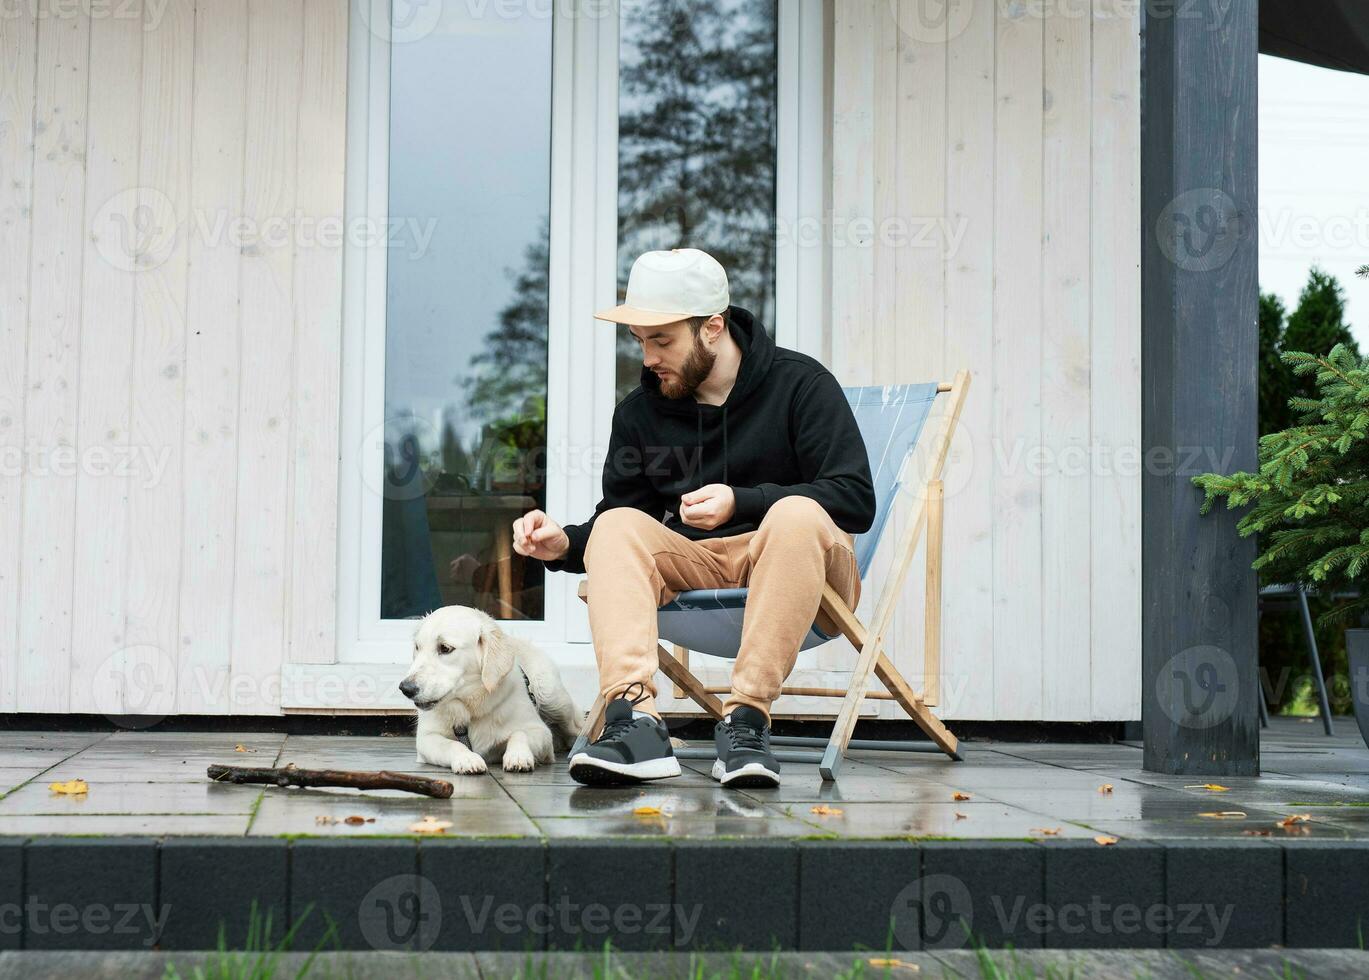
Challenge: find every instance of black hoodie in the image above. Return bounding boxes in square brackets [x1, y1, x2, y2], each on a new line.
[546, 307, 876, 574]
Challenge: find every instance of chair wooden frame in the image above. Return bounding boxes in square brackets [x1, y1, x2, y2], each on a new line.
[573, 370, 971, 780]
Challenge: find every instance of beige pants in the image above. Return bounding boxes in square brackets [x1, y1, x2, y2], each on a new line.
[582, 495, 861, 721]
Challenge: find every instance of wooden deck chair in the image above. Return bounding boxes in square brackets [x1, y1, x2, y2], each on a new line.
[571, 371, 971, 780]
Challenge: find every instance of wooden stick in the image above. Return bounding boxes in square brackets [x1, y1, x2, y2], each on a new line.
[207, 763, 454, 799]
[656, 643, 726, 719]
[672, 644, 689, 699]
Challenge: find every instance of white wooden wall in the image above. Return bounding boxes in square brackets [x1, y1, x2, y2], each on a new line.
[2, 0, 1140, 721]
[826, 0, 1141, 720]
[0, 0, 348, 715]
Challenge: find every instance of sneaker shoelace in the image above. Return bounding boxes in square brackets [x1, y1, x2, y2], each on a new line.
[725, 717, 767, 752]
[598, 681, 652, 741]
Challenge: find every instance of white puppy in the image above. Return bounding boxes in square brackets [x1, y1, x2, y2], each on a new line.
[400, 606, 582, 775]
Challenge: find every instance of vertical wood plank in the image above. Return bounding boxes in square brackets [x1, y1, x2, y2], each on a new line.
[123, 0, 194, 718]
[17, 1, 91, 712]
[0, 7, 39, 710]
[1093, 0, 1141, 721]
[67, 0, 143, 713]
[830, 0, 875, 385]
[287, 0, 348, 667]
[886, 0, 949, 716]
[990, 0, 1044, 720]
[1039, 0, 1092, 719]
[177, 0, 249, 712]
[230, 0, 303, 712]
[939, 0, 995, 719]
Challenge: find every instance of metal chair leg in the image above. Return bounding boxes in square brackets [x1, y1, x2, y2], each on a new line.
[1297, 587, 1335, 736]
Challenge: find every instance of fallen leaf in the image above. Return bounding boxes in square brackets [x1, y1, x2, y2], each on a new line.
[408, 816, 452, 834]
[954, 812, 968, 820]
[48, 779, 88, 796]
[1278, 814, 1312, 828]
[233, 744, 255, 753]
[1031, 827, 1061, 836]
[1093, 835, 1119, 846]
[1197, 811, 1247, 819]
[810, 804, 844, 817]
[952, 791, 972, 801]
[866, 958, 919, 972]
[1184, 783, 1229, 792]
[1241, 829, 1272, 837]
[315, 815, 339, 825]
[344, 815, 371, 826]
[633, 806, 665, 817]
[1097, 784, 1114, 794]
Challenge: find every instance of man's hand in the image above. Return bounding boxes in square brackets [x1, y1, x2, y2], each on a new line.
[512, 510, 570, 561]
[679, 484, 736, 531]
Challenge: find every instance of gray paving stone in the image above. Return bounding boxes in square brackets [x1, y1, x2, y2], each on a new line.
[796, 840, 920, 951]
[919, 840, 1045, 949]
[673, 839, 798, 951]
[290, 839, 423, 950]
[22, 838, 159, 950]
[1040, 840, 1164, 948]
[1163, 839, 1283, 948]
[1283, 839, 1369, 947]
[158, 839, 289, 949]
[546, 839, 672, 952]
[420, 839, 546, 951]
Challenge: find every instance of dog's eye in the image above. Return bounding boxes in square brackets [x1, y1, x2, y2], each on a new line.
[437, 642, 452, 656]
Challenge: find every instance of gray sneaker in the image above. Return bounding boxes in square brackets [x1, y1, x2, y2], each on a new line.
[570, 689, 680, 786]
[711, 705, 781, 788]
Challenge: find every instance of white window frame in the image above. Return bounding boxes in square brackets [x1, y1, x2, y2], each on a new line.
[333, 0, 827, 669]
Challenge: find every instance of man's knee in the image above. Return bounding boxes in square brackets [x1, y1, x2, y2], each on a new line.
[585, 507, 657, 559]
[759, 495, 830, 531]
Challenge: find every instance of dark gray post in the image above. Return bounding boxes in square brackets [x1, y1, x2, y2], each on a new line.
[1140, 0, 1260, 775]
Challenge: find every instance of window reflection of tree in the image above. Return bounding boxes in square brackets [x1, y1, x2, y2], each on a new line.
[381, 227, 551, 621]
[616, 0, 779, 401]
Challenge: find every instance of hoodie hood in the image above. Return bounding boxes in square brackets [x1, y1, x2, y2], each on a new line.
[637, 306, 775, 486]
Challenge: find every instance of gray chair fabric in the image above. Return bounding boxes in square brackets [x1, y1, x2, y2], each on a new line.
[657, 383, 941, 659]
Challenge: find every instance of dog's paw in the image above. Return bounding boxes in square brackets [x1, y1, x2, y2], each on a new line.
[450, 753, 488, 775]
[502, 747, 536, 772]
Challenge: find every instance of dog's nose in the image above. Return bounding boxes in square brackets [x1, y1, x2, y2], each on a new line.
[398, 678, 420, 701]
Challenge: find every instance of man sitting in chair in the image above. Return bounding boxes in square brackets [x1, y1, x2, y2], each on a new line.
[512, 248, 875, 788]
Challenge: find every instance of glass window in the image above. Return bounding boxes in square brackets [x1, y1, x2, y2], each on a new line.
[615, 0, 779, 401]
[380, 8, 552, 621]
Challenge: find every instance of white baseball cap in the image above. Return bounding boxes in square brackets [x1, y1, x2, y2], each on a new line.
[594, 248, 730, 327]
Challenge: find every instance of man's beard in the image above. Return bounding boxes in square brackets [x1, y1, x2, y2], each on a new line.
[657, 333, 716, 400]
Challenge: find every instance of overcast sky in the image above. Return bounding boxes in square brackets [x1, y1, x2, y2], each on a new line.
[1259, 54, 1369, 345]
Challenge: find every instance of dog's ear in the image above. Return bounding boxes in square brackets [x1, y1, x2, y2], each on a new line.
[479, 621, 515, 693]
